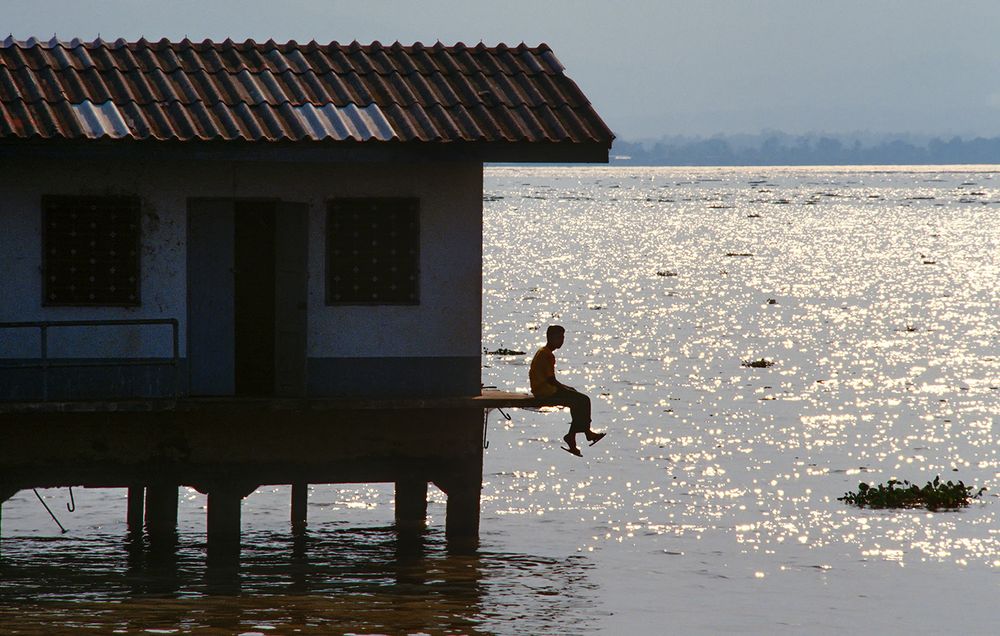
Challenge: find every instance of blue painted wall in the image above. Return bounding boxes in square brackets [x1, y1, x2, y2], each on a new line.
[0, 157, 484, 401]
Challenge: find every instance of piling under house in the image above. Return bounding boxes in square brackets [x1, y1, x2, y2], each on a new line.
[0, 36, 613, 556]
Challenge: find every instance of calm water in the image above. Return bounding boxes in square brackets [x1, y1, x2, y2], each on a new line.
[2, 166, 999, 634]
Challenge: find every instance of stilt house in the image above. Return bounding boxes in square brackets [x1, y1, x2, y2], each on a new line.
[0, 37, 612, 554]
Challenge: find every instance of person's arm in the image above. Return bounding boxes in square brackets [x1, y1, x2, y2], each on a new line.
[543, 351, 564, 390]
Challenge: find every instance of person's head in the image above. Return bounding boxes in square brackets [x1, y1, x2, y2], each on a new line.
[546, 324, 566, 349]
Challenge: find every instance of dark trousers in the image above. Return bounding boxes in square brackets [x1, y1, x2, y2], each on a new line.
[550, 385, 591, 433]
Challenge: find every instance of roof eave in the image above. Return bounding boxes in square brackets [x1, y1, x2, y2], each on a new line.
[0, 138, 611, 164]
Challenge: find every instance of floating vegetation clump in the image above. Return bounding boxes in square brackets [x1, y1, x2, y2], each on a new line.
[741, 358, 774, 368]
[725, 252, 753, 257]
[483, 346, 525, 356]
[838, 477, 985, 511]
[656, 270, 678, 277]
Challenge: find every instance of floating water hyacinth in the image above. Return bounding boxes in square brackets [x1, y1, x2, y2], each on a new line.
[839, 476, 986, 511]
[741, 358, 775, 368]
[483, 346, 526, 356]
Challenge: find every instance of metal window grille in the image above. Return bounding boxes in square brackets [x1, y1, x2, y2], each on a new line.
[326, 198, 419, 305]
[43, 195, 141, 306]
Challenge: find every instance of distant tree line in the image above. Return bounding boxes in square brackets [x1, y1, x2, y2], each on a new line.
[612, 132, 1000, 166]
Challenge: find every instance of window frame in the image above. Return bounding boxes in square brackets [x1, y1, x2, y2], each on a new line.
[41, 194, 142, 308]
[325, 197, 421, 306]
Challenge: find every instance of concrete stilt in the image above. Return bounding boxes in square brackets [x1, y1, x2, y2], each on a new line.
[206, 484, 256, 563]
[442, 477, 481, 549]
[291, 483, 308, 534]
[445, 484, 480, 538]
[127, 486, 145, 535]
[0, 487, 17, 558]
[145, 484, 178, 545]
[395, 479, 428, 527]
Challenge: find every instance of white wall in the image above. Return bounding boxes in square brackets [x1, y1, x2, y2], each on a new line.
[0, 155, 483, 360]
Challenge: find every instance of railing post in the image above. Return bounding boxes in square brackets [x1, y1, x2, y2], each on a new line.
[40, 324, 48, 401]
[171, 319, 180, 398]
[0, 318, 181, 402]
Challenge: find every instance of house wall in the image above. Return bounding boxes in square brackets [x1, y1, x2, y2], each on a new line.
[0, 155, 483, 399]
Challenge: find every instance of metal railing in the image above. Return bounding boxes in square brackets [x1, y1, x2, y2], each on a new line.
[0, 318, 180, 400]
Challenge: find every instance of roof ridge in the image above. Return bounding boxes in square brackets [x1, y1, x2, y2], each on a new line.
[1, 35, 556, 54]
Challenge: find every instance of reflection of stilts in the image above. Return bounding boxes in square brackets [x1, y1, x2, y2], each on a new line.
[2, 507, 594, 635]
[125, 520, 181, 599]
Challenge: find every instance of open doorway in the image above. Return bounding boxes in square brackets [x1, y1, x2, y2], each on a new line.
[234, 201, 276, 395]
[187, 199, 308, 398]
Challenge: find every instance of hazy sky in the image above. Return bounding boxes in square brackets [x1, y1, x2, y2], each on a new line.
[7, 0, 1000, 140]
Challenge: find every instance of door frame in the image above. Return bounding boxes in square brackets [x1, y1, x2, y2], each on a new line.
[187, 197, 307, 397]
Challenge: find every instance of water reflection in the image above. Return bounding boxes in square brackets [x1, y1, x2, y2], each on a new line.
[0, 526, 599, 634]
[482, 165, 1000, 569]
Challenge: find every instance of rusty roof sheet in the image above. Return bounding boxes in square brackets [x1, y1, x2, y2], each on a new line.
[0, 37, 613, 147]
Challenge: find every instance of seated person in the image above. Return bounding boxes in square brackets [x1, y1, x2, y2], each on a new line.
[529, 325, 605, 456]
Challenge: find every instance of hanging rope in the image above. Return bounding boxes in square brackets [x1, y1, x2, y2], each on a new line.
[480, 385, 513, 449]
[483, 407, 513, 449]
[33, 489, 67, 533]
[482, 410, 490, 449]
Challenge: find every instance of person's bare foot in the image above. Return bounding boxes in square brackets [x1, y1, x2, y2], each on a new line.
[562, 432, 581, 456]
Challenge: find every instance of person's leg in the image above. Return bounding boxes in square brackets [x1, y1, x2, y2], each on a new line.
[550, 386, 590, 452]
[566, 390, 591, 434]
[562, 387, 604, 445]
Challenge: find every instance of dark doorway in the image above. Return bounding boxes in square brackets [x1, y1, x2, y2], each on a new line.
[188, 198, 306, 398]
[234, 201, 276, 395]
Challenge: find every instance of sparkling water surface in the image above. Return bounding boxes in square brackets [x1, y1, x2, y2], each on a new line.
[2, 166, 999, 634]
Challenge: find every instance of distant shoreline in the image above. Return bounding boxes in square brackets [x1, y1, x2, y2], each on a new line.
[607, 160, 1000, 168]
[610, 133, 1000, 167]
[491, 163, 1000, 170]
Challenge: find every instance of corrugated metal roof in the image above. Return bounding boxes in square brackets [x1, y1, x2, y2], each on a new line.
[71, 101, 129, 138]
[0, 37, 613, 147]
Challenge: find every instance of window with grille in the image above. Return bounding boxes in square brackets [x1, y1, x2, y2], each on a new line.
[326, 198, 419, 305]
[42, 195, 141, 306]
